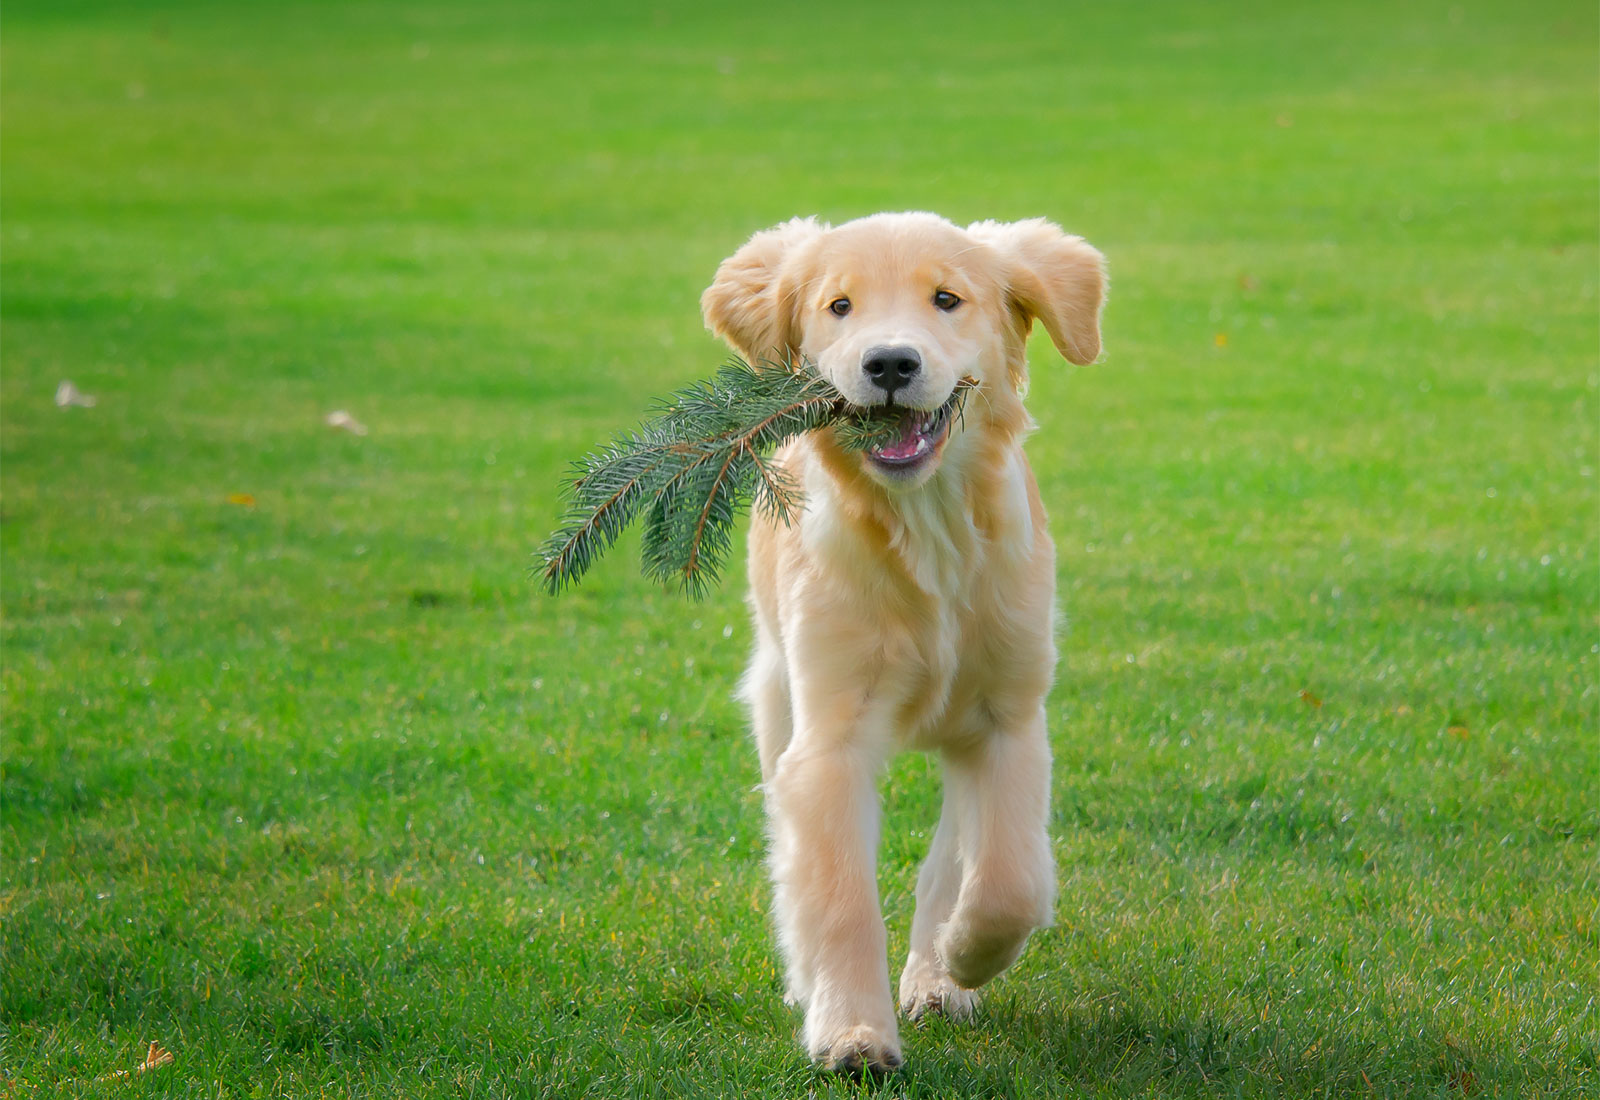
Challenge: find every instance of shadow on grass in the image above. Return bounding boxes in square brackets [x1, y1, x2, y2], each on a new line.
[600, 987, 1594, 1098]
[873, 996, 1588, 1099]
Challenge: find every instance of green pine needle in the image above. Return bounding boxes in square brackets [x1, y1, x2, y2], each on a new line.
[536, 357, 973, 599]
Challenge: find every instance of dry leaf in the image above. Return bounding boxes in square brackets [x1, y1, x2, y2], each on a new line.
[226, 493, 256, 508]
[325, 410, 368, 436]
[1448, 725, 1470, 740]
[100, 1041, 174, 1081]
[54, 380, 97, 408]
[1299, 689, 1322, 708]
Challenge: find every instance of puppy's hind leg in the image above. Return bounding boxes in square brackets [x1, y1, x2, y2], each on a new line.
[935, 708, 1056, 991]
[740, 630, 793, 787]
[898, 791, 980, 1021]
[740, 631, 806, 1004]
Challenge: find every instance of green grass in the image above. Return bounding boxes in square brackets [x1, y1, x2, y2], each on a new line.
[2, 0, 1596, 1095]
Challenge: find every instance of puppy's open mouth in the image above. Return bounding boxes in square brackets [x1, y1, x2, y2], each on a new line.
[864, 392, 961, 473]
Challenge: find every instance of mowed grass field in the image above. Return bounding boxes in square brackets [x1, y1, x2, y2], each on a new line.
[3, 0, 1597, 1096]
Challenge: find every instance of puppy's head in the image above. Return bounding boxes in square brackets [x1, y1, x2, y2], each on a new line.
[702, 212, 1106, 488]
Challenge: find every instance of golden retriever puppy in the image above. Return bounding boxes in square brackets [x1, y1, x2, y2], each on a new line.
[701, 212, 1106, 1074]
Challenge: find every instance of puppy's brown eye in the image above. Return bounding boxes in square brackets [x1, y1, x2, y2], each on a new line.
[828, 298, 852, 317]
[933, 290, 961, 311]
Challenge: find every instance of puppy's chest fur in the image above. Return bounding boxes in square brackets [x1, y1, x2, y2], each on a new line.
[795, 442, 1050, 749]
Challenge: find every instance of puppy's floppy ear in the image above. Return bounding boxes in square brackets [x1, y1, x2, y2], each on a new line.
[967, 218, 1107, 365]
[701, 217, 826, 362]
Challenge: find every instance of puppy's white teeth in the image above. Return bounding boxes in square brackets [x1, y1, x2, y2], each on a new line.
[914, 437, 930, 456]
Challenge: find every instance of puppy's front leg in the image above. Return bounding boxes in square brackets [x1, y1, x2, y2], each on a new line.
[767, 737, 901, 1074]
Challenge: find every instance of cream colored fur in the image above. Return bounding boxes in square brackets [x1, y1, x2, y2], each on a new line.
[701, 211, 1106, 1074]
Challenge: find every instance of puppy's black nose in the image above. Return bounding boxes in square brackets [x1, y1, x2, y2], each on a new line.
[862, 346, 921, 395]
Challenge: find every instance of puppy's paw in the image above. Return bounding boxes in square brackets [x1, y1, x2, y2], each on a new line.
[898, 956, 980, 1022]
[935, 914, 1034, 990]
[899, 975, 980, 1023]
[813, 1024, 903, 1076]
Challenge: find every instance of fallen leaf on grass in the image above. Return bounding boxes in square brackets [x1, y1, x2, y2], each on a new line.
[1299, 689, 1322, 708]
[1448, 725, 1470, 740]
[54, 380, 97, 408]
[325, 410, 368, 435]
[99, 1041, 174, 1081]
[226, 493, 257, 508]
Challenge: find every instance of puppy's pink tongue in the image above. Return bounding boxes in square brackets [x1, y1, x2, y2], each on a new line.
[872, 418, 926, 460]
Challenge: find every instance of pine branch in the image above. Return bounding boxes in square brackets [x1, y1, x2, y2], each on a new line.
[536, 357, 974, 598]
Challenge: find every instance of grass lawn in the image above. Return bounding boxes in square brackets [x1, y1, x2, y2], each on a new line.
[3, 0, 1596, 1095]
